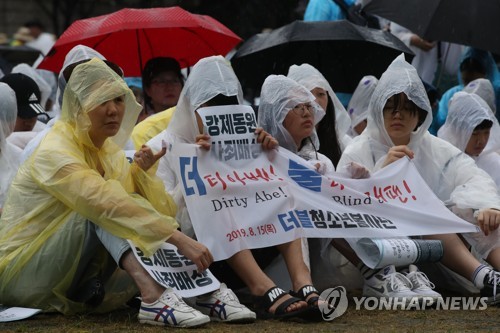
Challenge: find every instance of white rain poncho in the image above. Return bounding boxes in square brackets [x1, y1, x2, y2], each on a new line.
[287, 63, 352, 150]
[347, 75, 378, 137]
[258, 75, 324, 154]
[0, 58, 178, 313]
[463, 78, 496, 114]
[438, 92, 500, 154]
[150, 55, 244, 238]
[0, 83, 22, 209]
[438, 91, 500, 188]
[339, 54, 500, 260]
[258, 74, 363, 289]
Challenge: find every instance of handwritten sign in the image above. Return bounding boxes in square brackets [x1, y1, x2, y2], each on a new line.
[129, 241, 220, 298]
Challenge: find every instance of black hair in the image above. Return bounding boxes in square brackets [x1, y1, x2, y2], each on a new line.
[316, 93, 342, 167]
[203, 94, 239, 107]
[141, 57, 184, 111]
[24, 20, 45, 30]
[387, 93, 427, 130]
[63, 59, 123, 82]
[474, 119, 493, 131]
[460, 57, 487, 75]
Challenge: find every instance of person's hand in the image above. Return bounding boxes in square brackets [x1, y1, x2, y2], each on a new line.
[134, 143, 166, 171]
[308, 159, 327, 175]
[195, 133, 211, 150]
[382, 145, 414, 168]
[477, 209, 500, 236]
[410, 34, 436, 51]
[348, 162, 371, 179]
[169, 231, 214, 273]
[255, 127, 279, 150]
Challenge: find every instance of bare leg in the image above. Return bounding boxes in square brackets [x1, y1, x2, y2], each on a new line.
[276, 239, 313, 292]
[226, 249, 307, 313]
[423, 233, 481, 279]
[120, 250, 164, 303]
[331, 238, 362, 266]
[486, 248, 500, 270]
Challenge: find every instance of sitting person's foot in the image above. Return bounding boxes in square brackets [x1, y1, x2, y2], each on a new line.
[192, 283, 256, 323]
[253, 286, 310, 320]
[291, 285, 321, 307]
[139, 288, 210, 327]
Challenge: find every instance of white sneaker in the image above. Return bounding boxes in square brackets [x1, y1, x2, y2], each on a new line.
[363, 265, 421, 306]
[139, 288, 210, 327]
[405, 264, 443, 305]
[193, 283, 256, 323]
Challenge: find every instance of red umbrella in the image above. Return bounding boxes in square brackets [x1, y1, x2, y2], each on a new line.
[37, 6, 242, 75]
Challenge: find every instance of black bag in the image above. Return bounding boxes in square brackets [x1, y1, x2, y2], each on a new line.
[331, 0, 381, 29]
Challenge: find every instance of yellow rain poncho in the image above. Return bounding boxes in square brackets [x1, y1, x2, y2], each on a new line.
[0, 58, 179, 314]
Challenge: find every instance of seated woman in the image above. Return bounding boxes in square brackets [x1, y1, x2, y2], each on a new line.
[335, 54, 500, 304]
[0, 58, 214, 328]
[438, 91, 500, 189]
[150, 56, 321, 321]
[0, 82, 22, 215]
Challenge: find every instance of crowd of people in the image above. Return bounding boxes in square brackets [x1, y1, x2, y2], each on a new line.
[1, 6, 500, 329]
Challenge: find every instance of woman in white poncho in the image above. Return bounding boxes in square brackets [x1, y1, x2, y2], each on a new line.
[336, 54, 500, 303]
[151, 56, 323, 321]
[0, 83, 22, 214]
[0, 58, 214, 328]
[438, 91, 500, 190]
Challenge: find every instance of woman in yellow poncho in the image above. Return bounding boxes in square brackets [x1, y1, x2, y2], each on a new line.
[0, 58, 213, 327]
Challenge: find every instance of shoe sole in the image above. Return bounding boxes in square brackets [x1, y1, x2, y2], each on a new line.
[139, 316, 210, 328]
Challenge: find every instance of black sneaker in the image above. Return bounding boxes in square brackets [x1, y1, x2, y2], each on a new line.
[481, 270, 500, 305]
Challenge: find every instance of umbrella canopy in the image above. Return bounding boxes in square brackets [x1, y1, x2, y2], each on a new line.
[37, 6, 242, 75]
[363, 0, 500, 55]
[231, 20, 413, 94]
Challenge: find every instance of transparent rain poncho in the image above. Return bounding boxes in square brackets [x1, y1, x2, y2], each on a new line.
[339, 54, 500, 211]
[438, 91, 500, 189]
[0, 83, 21, 209]
[22, 45, 109, 163]
[347, 75, 378, 137]
[287, 63, 352, 149]
[463, 78, 496, 114]
[438, 92, 500, 154]
[0, 58, 178, 313]
[151, 55, 244, 237]
[258, 74, 324, 154]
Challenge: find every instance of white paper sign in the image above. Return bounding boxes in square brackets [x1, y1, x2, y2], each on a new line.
[129, 241, 220, 298]
[0, 306, 41, 322]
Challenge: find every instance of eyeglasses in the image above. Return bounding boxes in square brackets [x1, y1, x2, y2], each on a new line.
[383, 104, 417, 118]
[151, 78, 182, 87]
[291, 103, 314, 116]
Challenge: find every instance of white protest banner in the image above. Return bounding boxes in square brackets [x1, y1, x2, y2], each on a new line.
[129, 241, 220, 298]
[171, 142, 479, 261]
[0, 306, 41, 322]
[346, 237, 444, 269]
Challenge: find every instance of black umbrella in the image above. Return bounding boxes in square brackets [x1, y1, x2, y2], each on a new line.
[230, 20, 413, 94]
[363, 0, 500, 55]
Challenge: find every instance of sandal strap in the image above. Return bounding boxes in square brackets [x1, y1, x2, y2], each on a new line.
[274, 295, 304, 316]
[290, 285, 319, 301]
[254, 286, 288, 310]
